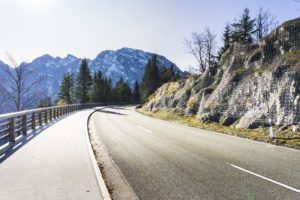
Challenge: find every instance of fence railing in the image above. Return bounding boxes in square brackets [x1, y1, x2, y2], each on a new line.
[0, 103, 101, 156]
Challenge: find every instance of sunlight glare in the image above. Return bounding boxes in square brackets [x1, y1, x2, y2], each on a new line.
[20, 0, 53, 8]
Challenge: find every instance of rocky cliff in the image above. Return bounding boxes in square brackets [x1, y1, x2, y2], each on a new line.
[143, 18, 300, 129]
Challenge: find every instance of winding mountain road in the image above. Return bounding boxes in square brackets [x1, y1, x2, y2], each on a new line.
[92, 106, 300, 200]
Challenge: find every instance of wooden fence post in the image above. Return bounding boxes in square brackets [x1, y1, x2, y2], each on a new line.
[9, 117, 15, 143]
[22, 114, 27, 136]
[49, 109, 52, 122]
[39, 111, 42, 127]
[32, 112, 36, 131]
[45, 110, 48, 124]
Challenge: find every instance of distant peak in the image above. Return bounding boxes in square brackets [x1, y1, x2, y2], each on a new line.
[40, 54, 54, 59]
[118, 47, 134, 51]
[32, 54, 54, 63]
[66, 54, 77, 59]
[117, 47, 141, 53]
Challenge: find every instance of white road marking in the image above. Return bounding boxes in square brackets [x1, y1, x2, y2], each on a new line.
[226, 162, 300, 194]
[136, 126, 153, 133]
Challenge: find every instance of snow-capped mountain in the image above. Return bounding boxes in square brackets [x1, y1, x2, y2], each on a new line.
[1, 48, 182, 100]
[90, 48, 181, 86]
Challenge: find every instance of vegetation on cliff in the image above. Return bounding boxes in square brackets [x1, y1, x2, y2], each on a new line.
[141, 14, 300, 149]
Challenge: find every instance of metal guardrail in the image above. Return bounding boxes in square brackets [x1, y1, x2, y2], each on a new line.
[0, 103, 101, 155]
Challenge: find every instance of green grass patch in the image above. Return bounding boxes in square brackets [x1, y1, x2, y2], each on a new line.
[254, 67, 263, 73]
[137, 108, 300, 150]
[283, 50, 300, 63]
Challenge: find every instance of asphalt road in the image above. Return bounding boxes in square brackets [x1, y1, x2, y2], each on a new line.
[93, 106, 300, 200]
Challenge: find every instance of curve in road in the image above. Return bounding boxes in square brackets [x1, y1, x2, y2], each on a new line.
[92, 106, 300, 200]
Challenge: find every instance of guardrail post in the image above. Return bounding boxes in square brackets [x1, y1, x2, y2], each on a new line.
[39, 111, 42, 127]
[52, 108, 55, 120]
[32, 112, 36, 131]
[45, 110, 48, 124]
[22, 114, 27, 136]
[49, 108, 53, 122]
[9, 117, 15, 143]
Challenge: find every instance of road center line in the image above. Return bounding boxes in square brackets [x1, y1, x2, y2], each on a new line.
[136, 126, 153, 133]
[226, 162, 300, 194]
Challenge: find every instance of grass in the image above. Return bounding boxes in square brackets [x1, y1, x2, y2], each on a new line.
[187, 96, 199, 110]
[165, 82, 180, 95]
[137, 108, 300, 150]
[254, 67, 263, 73]
[283, 50, 300, 63]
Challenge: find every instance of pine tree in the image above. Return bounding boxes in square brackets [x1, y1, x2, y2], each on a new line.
[91, 71, 105, 103]
[121, 81, 132, 102]
[141, 55, 160, 103]
[218, 24, 232, 58]
[231, 8, 256, 44]
[160, 64, 177, 84]
[133, 80, 141, 103]
[39, 97, 52, 108]
[58, 73, 75, 104]
[104, 78, 113, 102]
[75, 59, 92, 103]
[114, 77, 132, 102]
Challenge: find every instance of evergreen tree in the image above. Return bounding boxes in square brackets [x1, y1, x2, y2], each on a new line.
[75, 59, 92, 103]
[58, 73, 75, 104]
[39, 97, 52, 108]
[121, 81, 132, 102]
[133, 80, 141, 103]
[218, 24, 232, 58]
[91, 71, 105, 103]
[160, 64, 177, 84]
[141, 55, 160, 103]
[114, 77, 132, 102]
[104, 78, 113, 102]
[231, 8, 256, 44]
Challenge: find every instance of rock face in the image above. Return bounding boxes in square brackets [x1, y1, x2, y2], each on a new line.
[143, 18, 300, 128]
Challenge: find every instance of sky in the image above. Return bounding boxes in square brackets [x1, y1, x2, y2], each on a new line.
[0, 0, 299, 70]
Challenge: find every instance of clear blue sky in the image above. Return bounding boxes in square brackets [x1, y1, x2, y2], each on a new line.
[0, 0, 298, 70]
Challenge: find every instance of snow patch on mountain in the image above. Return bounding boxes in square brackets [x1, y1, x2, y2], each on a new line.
[0, 48, 182, 100]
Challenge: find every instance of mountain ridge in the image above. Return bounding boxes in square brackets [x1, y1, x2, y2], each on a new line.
[0, 47, 183, 101]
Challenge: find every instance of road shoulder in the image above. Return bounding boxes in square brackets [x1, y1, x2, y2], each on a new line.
[89, 111, 139, 200]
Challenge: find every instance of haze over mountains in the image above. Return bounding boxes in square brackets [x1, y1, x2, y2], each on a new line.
[0, 48, 182, 100]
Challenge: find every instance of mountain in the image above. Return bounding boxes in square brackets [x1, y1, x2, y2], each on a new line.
[3, 48, 182, 100]
[24, 54, 81, 98]
[90, 48, 181, 86]
[143, 17, 300, 128]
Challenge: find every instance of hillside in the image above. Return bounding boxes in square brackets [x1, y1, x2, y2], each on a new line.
[143, 17, 300, 129]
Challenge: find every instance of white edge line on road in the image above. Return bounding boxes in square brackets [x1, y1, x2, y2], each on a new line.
[86, 109, 112, 200]
[226, 162, 300, 194]
[136, 125, 153, 133]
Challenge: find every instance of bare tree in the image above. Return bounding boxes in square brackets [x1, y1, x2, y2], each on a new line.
[0, 54, 42, 111]
[256, 7, 279, 42]
[184, 27, 217, 73]
[204, 28, 217, 69]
